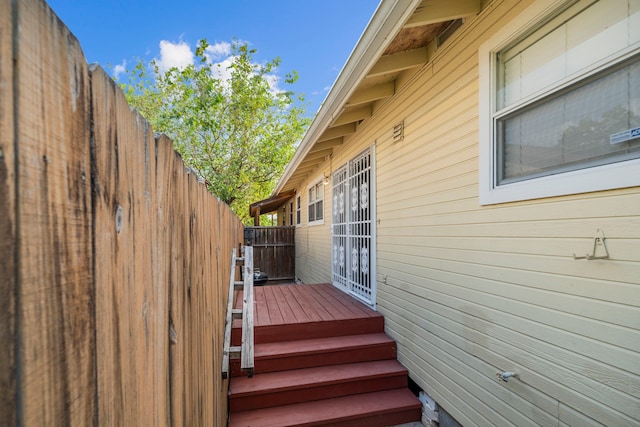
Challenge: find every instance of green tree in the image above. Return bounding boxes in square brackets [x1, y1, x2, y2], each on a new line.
[120, 39, 309, 223]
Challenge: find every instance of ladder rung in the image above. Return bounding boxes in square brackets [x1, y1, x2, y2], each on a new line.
[235, 257, 244, 262]
[234, 280, 243, 287]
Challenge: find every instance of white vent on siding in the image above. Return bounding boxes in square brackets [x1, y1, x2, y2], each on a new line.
[392, 121, 404, 144]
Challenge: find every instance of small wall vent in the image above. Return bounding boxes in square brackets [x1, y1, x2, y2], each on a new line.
[393, 121, 404, 144]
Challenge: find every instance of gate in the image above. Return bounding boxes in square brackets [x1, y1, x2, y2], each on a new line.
[244, 226, 295, 283]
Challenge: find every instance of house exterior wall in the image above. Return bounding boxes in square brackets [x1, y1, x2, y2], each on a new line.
[276, 205, 287, 226]
[291, 0, 640, 425]
[292, 174, 331, 284]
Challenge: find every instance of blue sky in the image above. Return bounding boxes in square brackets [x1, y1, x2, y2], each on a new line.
[47, 0, 381, 115]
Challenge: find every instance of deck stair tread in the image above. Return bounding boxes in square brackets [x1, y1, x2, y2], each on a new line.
[230, 333, 396, 376]
[231, 283, 385, 345]
[256, 333, 394, 358]
[229, 360, 408, 411]
[228, 388, 421, 427]
[227, 284, 421, 426]
[232, 316, 384, 345]
[231, 359, 407, 394]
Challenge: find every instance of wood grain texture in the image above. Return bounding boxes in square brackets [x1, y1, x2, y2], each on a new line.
[241, 247, 255, 373]
[91, 66, 244, 426]
[247, 226, 296, 281]
[1, 1, 244, 425]
[13, 0, 95, 425]
[0, 0, 17, 424]
[91, 63, 163, 425]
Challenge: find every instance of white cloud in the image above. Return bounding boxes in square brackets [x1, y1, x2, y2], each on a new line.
[210, 57, 283, 95]
[264, 74, 282, 94]
[210, 56, 235, 83]
[113, 60, 126, 80]
[205, 41, 231, 60]
[156, 40, 194, 72]
[149, 38, 284, 96]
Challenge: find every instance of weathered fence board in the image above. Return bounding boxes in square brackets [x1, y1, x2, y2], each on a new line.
[0, 0, 17, 424]
[245, 226, 296, 282]
[1, 1, 244, 425]
[12, 1, 96, 425]
[92, 63, 166, 425]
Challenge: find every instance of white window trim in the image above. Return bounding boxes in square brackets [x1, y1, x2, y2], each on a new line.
[295, 196, 301, 227]
[289, 201, 294, 227]
[307, 178, 325, 226]
[479, 0, 640, 205]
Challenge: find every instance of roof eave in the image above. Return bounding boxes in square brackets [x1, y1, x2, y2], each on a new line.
[273, 0, 423, 195]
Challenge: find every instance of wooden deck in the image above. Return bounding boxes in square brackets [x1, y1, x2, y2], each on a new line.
[228, 283, 422, 426]
[232, 283, 384, 345]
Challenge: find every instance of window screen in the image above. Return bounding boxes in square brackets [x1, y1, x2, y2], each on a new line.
[494, 0, 640, 184]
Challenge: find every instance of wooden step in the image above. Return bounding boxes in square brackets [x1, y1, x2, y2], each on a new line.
[229, 360, 408, 412]
[231, 315, 384, 345]
[228, 388, 421, 427]
[230, 333, 396, 377]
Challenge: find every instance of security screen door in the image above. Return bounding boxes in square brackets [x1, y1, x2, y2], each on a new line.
[331, 147, 375, 306]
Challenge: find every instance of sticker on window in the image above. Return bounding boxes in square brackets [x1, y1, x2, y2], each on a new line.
[610, 127, 640, 145]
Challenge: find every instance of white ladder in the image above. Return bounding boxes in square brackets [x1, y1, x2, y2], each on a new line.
[222, 246, 255, 378]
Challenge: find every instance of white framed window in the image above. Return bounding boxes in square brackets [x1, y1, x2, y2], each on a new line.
[479, 0, 640, 205]
[307, 180, 324, 226]
[289, 202, 294, 226]
[296, 196, 301, 226]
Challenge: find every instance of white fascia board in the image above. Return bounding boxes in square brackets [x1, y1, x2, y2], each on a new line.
[273, 0, 423, 195]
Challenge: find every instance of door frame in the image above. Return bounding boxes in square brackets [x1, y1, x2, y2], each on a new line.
[330, 145, 376, 309]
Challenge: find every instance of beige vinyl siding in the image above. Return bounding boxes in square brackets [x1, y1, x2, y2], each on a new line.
[291, 0, 639, 424]
[293, 177, 332, 284]
[294, 139, 379, 284]
[276, 205, 287, 226]
[371, 0, 640, 425]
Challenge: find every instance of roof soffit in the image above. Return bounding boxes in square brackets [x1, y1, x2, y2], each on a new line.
[274, 0, 481, 196]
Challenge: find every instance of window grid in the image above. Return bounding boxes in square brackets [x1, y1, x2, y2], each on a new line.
[307, 182, 324, 224]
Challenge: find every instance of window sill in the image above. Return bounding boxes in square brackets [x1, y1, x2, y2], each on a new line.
[479, 158, 640, 205]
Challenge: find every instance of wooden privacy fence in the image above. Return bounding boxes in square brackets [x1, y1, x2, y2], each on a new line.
[244, 226, 296, 282]
[0, 1, 244, 425]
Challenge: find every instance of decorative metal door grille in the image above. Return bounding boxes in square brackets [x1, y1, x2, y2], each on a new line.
[331, 165, 347, 291]
[331, 147, 374, 305]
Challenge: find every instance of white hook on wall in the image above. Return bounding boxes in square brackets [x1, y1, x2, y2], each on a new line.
[573, 229, 609, 261]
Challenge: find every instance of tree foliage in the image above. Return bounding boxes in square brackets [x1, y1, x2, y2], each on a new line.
[120, 39, 309, 223]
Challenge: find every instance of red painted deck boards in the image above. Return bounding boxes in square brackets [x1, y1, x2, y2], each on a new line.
[235, 284, 380, 326]
[229, 333, 396, 376]
[254, 333, 394, 359]
[228, 284, 421, 426]
[228, 388, 421, 427]
[232, 284, 384, 344]
[230, 360, 406, 396]
[229, 360, 409, 412]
